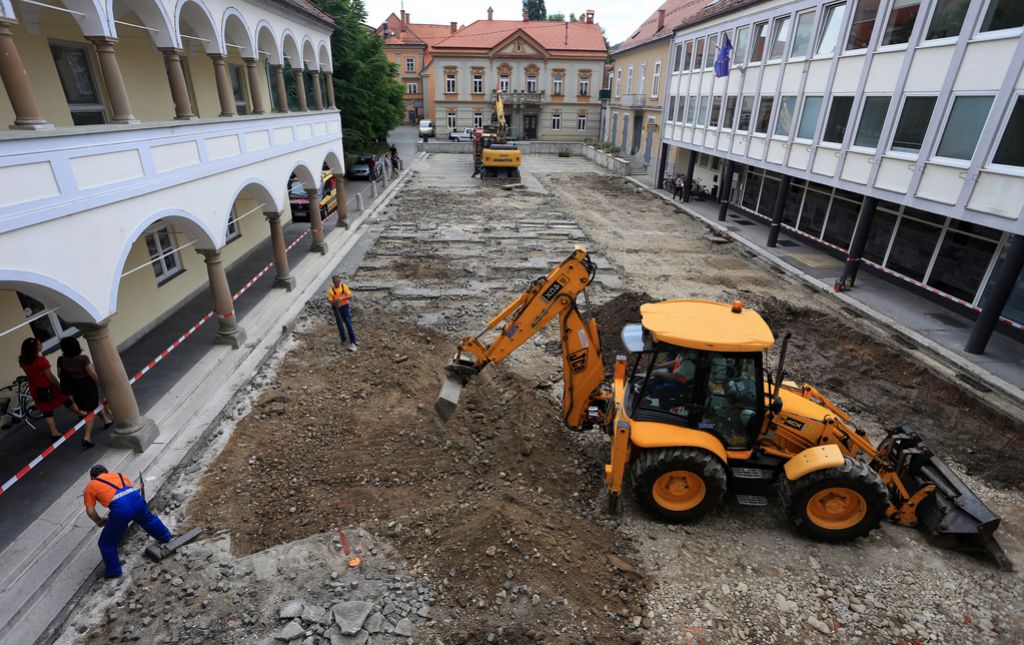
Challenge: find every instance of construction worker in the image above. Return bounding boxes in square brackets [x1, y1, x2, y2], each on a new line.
[84, 465, 171, 578]
[327, 274, 358, 352]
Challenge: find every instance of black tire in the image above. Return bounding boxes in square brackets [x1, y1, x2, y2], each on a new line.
[631, 448, 727, 523]
[779, 457, 888, 543]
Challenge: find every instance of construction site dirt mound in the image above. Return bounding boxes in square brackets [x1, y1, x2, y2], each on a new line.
[593, 292, 657, 370]
[186, 302, 647, 643]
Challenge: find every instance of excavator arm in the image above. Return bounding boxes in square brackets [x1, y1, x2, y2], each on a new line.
[435, 248, 609, 429]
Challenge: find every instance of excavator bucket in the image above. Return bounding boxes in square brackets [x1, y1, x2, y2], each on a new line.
[876, 426, 1013, 571]
[435, 362, 478, 422]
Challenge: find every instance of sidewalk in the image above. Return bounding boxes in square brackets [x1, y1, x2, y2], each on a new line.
[633, 177, 1024, 402]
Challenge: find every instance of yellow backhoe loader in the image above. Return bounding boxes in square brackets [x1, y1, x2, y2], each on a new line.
[436, 248, 1012, 570]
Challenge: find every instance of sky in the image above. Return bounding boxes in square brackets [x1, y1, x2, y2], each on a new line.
[365, 0, 666, 46]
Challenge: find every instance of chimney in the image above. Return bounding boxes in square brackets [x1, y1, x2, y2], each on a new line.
[657, 9, 665, 31]
[406, 13, 410, 23]
[487, 6, 493, 20]
[523, 7, 529, 21]
[450, 21, 457, 33]
[400, 10, 406, 23]
[585, 9, 595, 24]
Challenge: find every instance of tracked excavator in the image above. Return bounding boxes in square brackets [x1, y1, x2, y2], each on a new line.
[435, 248, 1012, 569]
[472, 87, 521, 180]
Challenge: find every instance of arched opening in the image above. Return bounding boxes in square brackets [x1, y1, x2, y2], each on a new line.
[224, 180, 296, 291]
[255, 22, 283, 112]
[174, 0, 224, 118]
[108, 0, 177, 121]
[317, 41, 332, 108]
[280, 30, 303, 110]
[222, 9, 256, 115]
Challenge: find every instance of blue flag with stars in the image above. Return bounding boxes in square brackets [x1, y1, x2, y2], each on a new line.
[714, 36, 733, 78]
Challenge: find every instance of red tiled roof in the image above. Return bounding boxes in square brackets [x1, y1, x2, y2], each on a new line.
[432, 19, 606, 55]
[378, 13, 458, 47]
[270, 0, 336, 29]
[616, 0, 707, 53]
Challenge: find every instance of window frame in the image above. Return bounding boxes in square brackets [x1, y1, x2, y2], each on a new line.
[225, 215, 241, 244]
[931, 93, 996, 165]
[846, 0, 881, 51]
[888, 94, 939, 157]
[821, 95, 856, 146]
[626, 66, 634, 94]
[733, 25, 751, 65]
[722, 95, 738, 130]
[768, 15, 793, 61]
[682, 41, 693, 70]
[850, 94, 892, 150]
[552, 112, 562, 130]
[406, 82, 418, 94]
[49, 40, 107, 126]
[651, 61, 662, 97]
[815, 2, 848, 57]
[796, 95, 824, 141]
[879, 0, 923, 48]
[754, 96, 774, 135]
[638, 63, 647, 96]
[527, 75, 538, 93]
[445, 74, 457, 94]
[988, 93, 1024, 172]
[774, 95, 798, 139]
[446, 111, 457, 130]
[577, 112, 588, 131]
[552, 74, 564, 96]
[749, 21, 769, 63]
[790, 10, 818, 60]
[472, 74, 484, 94]
[405, 57, 415, 73]
[473, 111, 483, 128]
[922, 0, 970, 42]
[614, 69, 621, 97]
[499, 74, 510, 93]
[144, 226, 184, 285]
[976, 0, 1024, 36]
[579, 75, 590, 96]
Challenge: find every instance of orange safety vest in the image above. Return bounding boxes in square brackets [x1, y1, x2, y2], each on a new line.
[327, 284, 351, 306]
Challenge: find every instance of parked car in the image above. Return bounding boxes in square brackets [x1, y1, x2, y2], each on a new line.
[289, 169, 338, 222]
[347, 155, 378, 180]
[418, 120, 435, 137]
[449, 127, 474, 142]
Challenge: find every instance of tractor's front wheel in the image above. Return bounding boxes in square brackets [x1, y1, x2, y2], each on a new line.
[631, 448, 726, 523]
[779, 457, 888, 542]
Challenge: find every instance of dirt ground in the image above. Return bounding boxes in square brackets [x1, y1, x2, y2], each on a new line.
[63, 157, 1023, 644]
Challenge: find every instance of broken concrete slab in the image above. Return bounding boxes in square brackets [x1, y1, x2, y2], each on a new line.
[363, 612, 384, 634]
[327, 624, 369, 645]
[301, 603, 328, 625]
[331, 600, 372, 635]
[393, 617, 413, 637]
[144, 526, 203, 561]
[278, 599, 304, 619]
[276, 619, 303, 641]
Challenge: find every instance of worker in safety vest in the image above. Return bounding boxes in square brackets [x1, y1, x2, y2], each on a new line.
[327, 274, 358, 352]
[84, 465, 171, 578]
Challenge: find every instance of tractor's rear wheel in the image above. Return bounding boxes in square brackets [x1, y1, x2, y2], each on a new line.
[779, 457, 888, 542]
[631, 448, 726, 523]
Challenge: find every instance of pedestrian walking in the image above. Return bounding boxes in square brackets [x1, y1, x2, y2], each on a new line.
[368, 156, 377, 180]
[84, 465, 171, 578]
[327, 274, 358, 352]
[18, 337, 88, 441]
[389, 144, 401, 170]
[673, 175, 685, 201]
[58, 337, 113, 449]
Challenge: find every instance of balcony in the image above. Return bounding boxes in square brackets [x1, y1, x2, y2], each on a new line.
[494, 90, 546, 105]
[618, 94, 648, 108]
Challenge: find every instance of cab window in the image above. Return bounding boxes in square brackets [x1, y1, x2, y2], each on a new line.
[700, 353, 760, 448]
[636, 348, 702, 420]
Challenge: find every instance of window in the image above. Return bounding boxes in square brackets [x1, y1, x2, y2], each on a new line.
[754, 97, 774, 133]
[447, 112, 457, 129]
[145, 227, 182, 284]
[406, 82, 418, 94]
[499, 75, 510, 92]
[445, 74, 456, 94]
[552, 112, 561, 130]
[979, 0, 1024, 32]
[886, 209, 943, 281]
[706, 35, 718, 69]
[614, 69, 621, 96]
[682, 42, 693, 70]
[698, 95, 710, 125]
[674, 43, 684, 72]
[579, 76, 590, 96]
[638, 64, 647, 96]
[710, 96, 722, 127]
[686, 95, 697, 123]
[775, 96, 797, 137]
[734, 25, 751, 64]
[881, 0, 921, 46]
[473, 74, 483, 94]
[405, 58, 415, 72]
[553, 74, 563, 95]
[50, 43, 106, 125]
[799, 188, 830, 237]
[626, 66, 633, 94]
[791, 11, 816, 59]
[797, 96, 823, 139]
[738, 95, 755, 130]
[847, 0, 881, 50]
[699, 352, 761, 448]
[925, 0, 970, 39]
[749, 22, 768, 62]
[694, 39, 705, 69]
[17, 292, 76, 350]
[823, 96, 854, 143]
[226, 215, 241, 243]
[474, 111, 483, 128]
[928, 220, 999, 301]
[668, 96, 677, 122]
[228, 64, 248, 115]
[853, 96, 890, 147]
[651, 61, 661, 97]
[527, 75, 537, 92]
[636, 348, 703, 423]
[993, 96, 1024, 167]
[891, 96, 937, 153]
[676, 97, 685, 121]
[577, 112, 588, 130]
[723, 96, 737, 129]
[817, 3, 847, 55]
[769, 16, 792, 60]
[936, 95, 994, 160]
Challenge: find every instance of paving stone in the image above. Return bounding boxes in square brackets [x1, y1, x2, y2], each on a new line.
[331, 601, 372, 636]
[394, 617, 413, 637]
[279, 600, 305, 619]
[276, 619, 304, 641]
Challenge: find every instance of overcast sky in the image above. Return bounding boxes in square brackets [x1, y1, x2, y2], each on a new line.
[366, 0, 665, 46]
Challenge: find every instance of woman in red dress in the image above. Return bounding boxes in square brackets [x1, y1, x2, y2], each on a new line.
[18, 337, 87, 442]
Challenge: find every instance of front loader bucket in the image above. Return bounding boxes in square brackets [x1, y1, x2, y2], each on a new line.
[876, 426, 1013, 571]
[434, 361, 479, 422]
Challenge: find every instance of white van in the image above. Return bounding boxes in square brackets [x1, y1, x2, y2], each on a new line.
[418, 120, 434, 137]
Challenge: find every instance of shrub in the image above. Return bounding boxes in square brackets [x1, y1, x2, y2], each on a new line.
[609, 145, 621, 154]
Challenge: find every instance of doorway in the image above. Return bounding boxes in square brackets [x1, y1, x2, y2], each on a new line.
[632, 114, 643, 155]
[524, 113, 538, 140]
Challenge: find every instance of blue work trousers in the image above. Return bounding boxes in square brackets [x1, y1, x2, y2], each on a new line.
[98, 490, 171, 577]
[332, 304, 357, 345]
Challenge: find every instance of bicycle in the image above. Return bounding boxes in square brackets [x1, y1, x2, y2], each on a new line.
[0, 376, 43, 429]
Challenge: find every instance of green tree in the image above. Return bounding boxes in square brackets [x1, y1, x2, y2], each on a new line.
[313, 0, 404, 152]
[524, 0, 547, 20]
[569, 12, 577, 22]
[546, 11, 565, 21]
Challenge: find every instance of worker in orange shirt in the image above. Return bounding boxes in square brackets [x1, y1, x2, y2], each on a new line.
[84, 464, 171, 578]
[327, 274, 358, 352]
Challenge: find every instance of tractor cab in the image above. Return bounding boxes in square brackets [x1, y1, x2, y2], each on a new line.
[620, 300, 775, 451]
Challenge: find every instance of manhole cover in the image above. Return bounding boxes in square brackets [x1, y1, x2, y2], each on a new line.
[925, 312, 970, 329]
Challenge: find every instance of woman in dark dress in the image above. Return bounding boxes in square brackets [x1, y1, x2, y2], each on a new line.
[18, 338, 87, 443]
[58, 337, 113, 448]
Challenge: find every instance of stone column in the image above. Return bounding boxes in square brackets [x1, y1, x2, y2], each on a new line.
[310, 70, 323, 110]
[324, 71, 335, 108]
[87, 36, 136, 123]
[80, 321, 158, 452]
[272, 65, 288, 112]
[717, 160, 734, 222]
[335, 180, 348, 229]
[160, 48, 196, 119]
[965, 236, 1024, 355]
[836, 196, 877, 290]
[0, 19, 51, 129]
[766, 175, 792, 248]
[307, 188, 327, 254]
[198, 249, 247, 348]
[682, 151, 697, 203]
[293, 68, 308, 111]
[244, 57, 266, 114]
[209, 54, 236, 117]
[266, 212, 295, 290]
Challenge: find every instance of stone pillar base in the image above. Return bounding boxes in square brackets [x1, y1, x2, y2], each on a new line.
[112, 117, 140, 125]
[273, 275, 296, 291]
[11, 122, 54, 130]
[311, 241, 328, 255]
[214, 327, 247, 349]
[109, 416, 159, 452]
